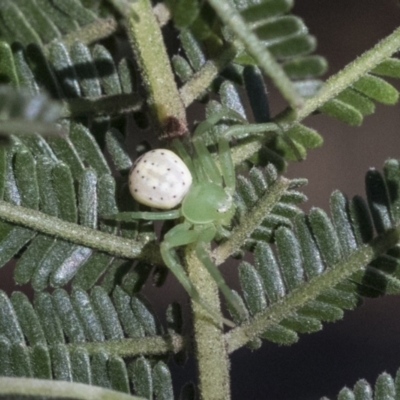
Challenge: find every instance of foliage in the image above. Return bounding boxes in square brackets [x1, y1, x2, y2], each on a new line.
[0, 0, 399, 399]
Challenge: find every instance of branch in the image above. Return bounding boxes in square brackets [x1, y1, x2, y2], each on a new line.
[225, 225, 400, 353]
[61, 93, 143, 118]
[0, 377, 145, 400]
[125, 0, 187, 138]
[44, 18, 118, 56]
[213, 176, 291, 266]
[0, 201, 163, 265]
[185, 245, 231, 400]
[68, 334, 184, 357]
[180, 43, 238, 107]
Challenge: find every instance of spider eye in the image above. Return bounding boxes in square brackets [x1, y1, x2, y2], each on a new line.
[216, 194, 232, 213]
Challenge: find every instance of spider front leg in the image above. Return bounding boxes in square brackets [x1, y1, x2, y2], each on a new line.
[195, 241, 247, 322]
[161, 222, 235, 328]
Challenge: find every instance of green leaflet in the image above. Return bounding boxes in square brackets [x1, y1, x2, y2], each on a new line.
[320, 59, 400, 125]
[0, 0, 95, 46]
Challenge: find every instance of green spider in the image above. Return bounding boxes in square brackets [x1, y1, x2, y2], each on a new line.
[112, 115, 247, 327]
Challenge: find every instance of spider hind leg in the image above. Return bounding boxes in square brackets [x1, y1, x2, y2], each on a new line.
[161, 223, 235, 328]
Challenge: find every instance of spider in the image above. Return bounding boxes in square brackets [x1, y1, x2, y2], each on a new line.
[111, 114, 248, 327]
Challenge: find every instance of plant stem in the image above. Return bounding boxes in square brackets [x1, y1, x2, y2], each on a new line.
[67, 334, 184, 357]
[43, 18, 118, 56]
[125, 0, 187, 138]
[180, 43, 237, 107]
[61, 93, 143, 118]
[207, 0, 303, 110]
[185, 245, 231, 400]
[0, 201, 162, 265]
[225, 225, 400, 353]
[0, 378, 144, 400]
[213, 176, 291, 266]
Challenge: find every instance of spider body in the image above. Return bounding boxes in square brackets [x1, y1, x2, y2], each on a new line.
[114, 118, 243, 326]
[129, 149, 192, 210]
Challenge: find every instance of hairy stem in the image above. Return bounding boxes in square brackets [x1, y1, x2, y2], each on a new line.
[0, 201, 162, 265]
[213, 176, 291, 266]
[180, 43, 238, 107]
[125, 0, 187, 138]
[68, 334, 184, 357]
[225, 226, 400, 353]
[185, 245, 231, 400]
[0, 378, 143, 400]
[61, 93, 143, 118]
[207, 0, 303, 110]
[44, 18, 118, 56]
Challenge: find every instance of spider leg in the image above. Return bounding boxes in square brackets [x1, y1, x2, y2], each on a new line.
[222, 122, 278, 141]
[171, 139, 196, 179]
[217, 137, 235, 195]
[106, 210, 181, 221]
[224, 122, 303, 161]
[195, 242, 247, 322]
[193, 107, 246, 138]
[161, 222, 235, 328]
[192, 138, 222, 186]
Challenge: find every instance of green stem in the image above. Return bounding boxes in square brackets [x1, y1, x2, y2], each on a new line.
[185, 245, 231, 400]
[207, 0, 303, 110]
[277, 25, 400, 125]
[44, 18, 118, 56]
[67, 334, 184, 357]
[180, 43, 238, 107]
[125, 0, 187, 138]
[225, 226, 400, 353]
[0, 377, 144, 400]
[61, 93, 143, 118]
[0, 201, 162, 265]
[213, 177, 291, 266]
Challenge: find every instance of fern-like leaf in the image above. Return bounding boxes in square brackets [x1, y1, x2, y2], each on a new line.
[234, 164, 307, 248]
[0, 0, 97, 46]
[0, 40, 142, 137]
[172, 0, 327, 108]
[226, 158, 400, 350]
[322, 368, 400, 400]
[0, 86, 61, 140]
[0, 286, 178, 397]
[0, 120, 157, 290]
[197, 81, 322, 167]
